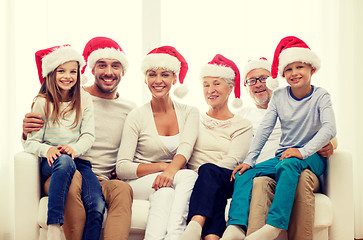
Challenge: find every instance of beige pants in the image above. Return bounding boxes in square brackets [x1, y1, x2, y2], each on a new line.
[45, 171, 133, 240]
[247, 169, 319, 240]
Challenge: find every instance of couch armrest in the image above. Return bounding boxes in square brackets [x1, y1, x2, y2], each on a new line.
[326, 150, 354, 240]
[14, 151, 41, 240]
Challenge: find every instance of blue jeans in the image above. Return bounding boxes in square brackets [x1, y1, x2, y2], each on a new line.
[228, 153, 327, 230]
[75, 159, 105, 240]
[41, 156, 105, 240]
[41, 154, 76, 225]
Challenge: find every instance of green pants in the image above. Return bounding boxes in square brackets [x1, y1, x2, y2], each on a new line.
[228, 153, 326, 230]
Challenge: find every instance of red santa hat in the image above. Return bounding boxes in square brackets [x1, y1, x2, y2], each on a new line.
[242, 57, 279, 90]
[35, 44, 85, 84]
[200, 54, 243, 108]
[141, 46, 188, 84]
[141, 46, 189, 98]
[81, 36, 129, 74]
[271, 36, 321, 79]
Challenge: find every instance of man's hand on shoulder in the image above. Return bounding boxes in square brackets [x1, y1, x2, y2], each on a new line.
[22, 112, 44, 140]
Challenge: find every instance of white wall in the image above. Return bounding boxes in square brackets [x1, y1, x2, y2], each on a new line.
[1, 0, 362, 238]
[1, 0, 15, 238]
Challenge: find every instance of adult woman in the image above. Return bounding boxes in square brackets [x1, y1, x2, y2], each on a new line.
[180, 54, 253, 240]
[116, 46, 199, 240]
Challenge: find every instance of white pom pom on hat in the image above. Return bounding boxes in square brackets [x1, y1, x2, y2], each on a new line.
[232, 98, 243, 108]
[173, 84, 188, 98]
[266, 76, 279, 91]
[81, 74, 88, 86]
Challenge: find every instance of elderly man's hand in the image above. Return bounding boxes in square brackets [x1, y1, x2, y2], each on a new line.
[317, 142, 334, 158]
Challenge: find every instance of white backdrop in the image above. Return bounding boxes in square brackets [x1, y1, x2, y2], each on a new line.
[1, 0, 362, 238]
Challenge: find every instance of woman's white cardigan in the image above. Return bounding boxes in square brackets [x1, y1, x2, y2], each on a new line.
[116, 101, 199, 180]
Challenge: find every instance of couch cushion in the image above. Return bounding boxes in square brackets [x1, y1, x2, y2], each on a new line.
[38, 193, 332, 232]
[130, 199, 149, 231]
[38, 197, 48, 229]
[314, 193, 333, 227]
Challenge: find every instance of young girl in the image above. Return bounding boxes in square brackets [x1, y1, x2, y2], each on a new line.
[222, 36, 337, 240]
[24, 45, 103, 240]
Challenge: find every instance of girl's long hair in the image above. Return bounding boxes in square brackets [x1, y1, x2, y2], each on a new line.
[35, 62, 82, 128]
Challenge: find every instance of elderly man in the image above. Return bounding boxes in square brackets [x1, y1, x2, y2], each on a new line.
[22, 37, 136, 240]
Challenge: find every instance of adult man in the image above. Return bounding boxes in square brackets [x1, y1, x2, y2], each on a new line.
[22, 37, 136, 240]
[234, 57, 335, 240]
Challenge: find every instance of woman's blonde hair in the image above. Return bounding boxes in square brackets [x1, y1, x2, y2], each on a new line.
[34, 62, 82, 128]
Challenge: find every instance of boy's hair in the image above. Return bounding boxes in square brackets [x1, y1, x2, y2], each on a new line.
[35, 63, 82, 128]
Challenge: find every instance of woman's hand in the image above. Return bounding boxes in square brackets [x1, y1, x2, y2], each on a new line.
[58, 145, 75, 159]
[230, 163, 251, 181]
[47, 147, 61, 167]
[279, 148, 302, 160]
[152, 169, 176, 190]
[152, 155, 186, 190]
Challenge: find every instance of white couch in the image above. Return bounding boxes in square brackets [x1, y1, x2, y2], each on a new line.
[14, 150, 354, 240]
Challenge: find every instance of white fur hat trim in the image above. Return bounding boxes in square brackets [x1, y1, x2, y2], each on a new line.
[141, 53, 181, 73]
[88, 47, 129, 73]
[278, 47, 320, 76]
[241, 59, 271, 81]
[200, 64, 235, 81]
[42, 46, 85, 78]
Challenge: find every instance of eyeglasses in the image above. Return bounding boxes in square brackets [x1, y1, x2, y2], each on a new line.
[245, 75, 269, 86]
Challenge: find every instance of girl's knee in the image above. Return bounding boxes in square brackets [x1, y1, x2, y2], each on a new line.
[53, 154, 76, 174]
[54, 154, 74, 168]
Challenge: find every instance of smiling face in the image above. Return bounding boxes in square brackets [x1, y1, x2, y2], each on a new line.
[283, 62, 315, 97]
[203, 76, 233, 109]
[55, 61, 79, 98]
[145, 68, 177, 99]
[92, 58, 123, 95]
[245, 68, 272, 109]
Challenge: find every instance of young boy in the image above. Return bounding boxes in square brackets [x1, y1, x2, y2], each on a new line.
[221, 36, 337, 240]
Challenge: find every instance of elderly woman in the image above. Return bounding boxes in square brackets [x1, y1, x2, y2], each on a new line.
[180, 54, 253, 240]
[116, 46, 199, 240]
